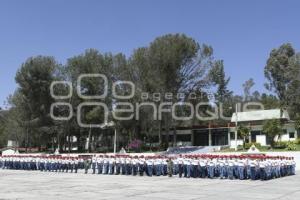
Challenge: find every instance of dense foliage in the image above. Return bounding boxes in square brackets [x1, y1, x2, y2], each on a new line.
[1, 34, 300, 152]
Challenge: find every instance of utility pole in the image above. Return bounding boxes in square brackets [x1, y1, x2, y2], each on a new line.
[113, 128, 117, 154]
[103, 121, 116, 154]
[235, 103, 238, 151]
[87, 124, 92, 153]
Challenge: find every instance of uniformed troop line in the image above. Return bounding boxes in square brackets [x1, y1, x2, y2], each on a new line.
[0, 154, 296, 181]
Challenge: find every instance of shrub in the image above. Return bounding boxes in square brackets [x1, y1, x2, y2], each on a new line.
[259, 146, 271, 151]
[294, 138, 300, 145]
[273, 141, 288, 149]
[286, 141, 297, 151]
[128, 139, 143, 151]
[244, 142, 262, 149]
[237, 145, 244, 150]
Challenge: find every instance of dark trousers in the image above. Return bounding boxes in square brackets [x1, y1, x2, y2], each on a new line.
[97, 163, 103, 174]
[250, 167, 256, 180]
[178, 164, 183, 178]
[92, 163, 96, 174]
[147, 165, 153, 176]
[260, 168, 266, 180]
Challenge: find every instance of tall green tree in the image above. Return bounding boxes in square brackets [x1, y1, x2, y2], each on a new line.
[209, 60, 232, 103]
[208, 60, 233, 121]
[262, 119, 282, 147]
[260, 93, 280, 109]
[3, 34, 231, 152]
[0, 109, 8, 147]
[127, 34, 216, 148]
[15, 56, 58, 121]
[243, 78, 255, 101]
[252, 90, 261, 101]
[264, 43, 295, 111]
[294, 114, 300, 137]
[12, 56, 59, 150]
[285, 53, 300, 117]
[238, 125, 250, 149]
[65, 49, 115, 152]
[265, 44, 300, 119]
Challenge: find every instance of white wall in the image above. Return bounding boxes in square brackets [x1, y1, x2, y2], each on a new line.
[7, 140, 18, 147]
[275, 133, 297, 142]
[230, 139, 243, 148]
[2, 149, 18, 155]
[256, 135, 266, 146]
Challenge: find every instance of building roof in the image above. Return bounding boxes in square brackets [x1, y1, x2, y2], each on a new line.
[231, 109, 289, 123]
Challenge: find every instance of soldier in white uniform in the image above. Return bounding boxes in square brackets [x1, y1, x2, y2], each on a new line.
[125, 156, 132, 175]
[259, 159, 266, 180]
[108, 155, 115, 175]
[145, 157, 153, 176]
[115, 155, 121, 175]
[91, 155, 97, 174]
[103, 155, 109, 174]
[183, 156, 192, 178]
[131, 156, 138, 176]
[96, 155, 103, 174]
[177, 155, 184, 178]
[191, 156, 199, 178]
[120, 155, 126, 175]
[138, 156, 145, 176]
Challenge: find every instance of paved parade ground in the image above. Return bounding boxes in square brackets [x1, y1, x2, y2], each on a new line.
[0, 170, 299, 200]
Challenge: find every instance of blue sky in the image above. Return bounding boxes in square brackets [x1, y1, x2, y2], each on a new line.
[0, 0, 300, 108]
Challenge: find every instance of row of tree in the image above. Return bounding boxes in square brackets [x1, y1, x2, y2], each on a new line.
[0, 34, 299, 152]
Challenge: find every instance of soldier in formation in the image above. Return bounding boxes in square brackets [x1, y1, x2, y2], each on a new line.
[0, 154, 296, 181]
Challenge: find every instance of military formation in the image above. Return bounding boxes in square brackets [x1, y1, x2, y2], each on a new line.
[0, 154, 296, 181]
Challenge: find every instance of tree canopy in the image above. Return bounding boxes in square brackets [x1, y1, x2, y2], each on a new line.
[1, 35, 300, 152]
[264, 43, 300, 114]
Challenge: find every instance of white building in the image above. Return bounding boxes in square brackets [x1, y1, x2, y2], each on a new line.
[230, 109, 297, 147]
[162, 109, 298, 148]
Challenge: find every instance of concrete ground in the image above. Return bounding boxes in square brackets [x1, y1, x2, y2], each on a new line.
[0, 170, 299, 200]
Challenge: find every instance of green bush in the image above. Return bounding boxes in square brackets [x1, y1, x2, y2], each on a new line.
[259, 146, 271, 151]
[244, 142, 262, 149]
[294, 138, 300, 145]
[237, 145, 244, 150]
[286, 141, 297, 151]
[274, 141, 288, 149]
